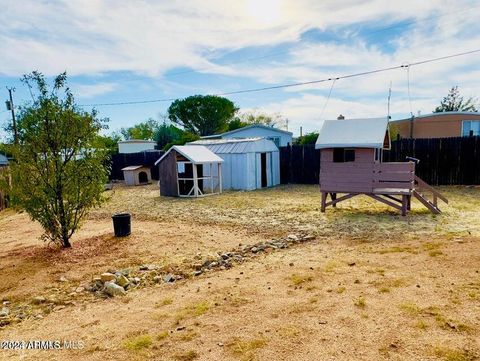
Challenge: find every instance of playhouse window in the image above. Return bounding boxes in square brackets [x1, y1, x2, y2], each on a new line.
[333, 148, 355, 163]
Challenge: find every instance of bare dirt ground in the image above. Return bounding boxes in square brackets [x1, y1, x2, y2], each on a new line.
[1, 184, 479, 361]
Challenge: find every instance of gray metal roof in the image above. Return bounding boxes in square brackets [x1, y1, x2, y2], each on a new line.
[0, 154, 8, 166]
[315, 117, 390, 149]
[155, 145, 224, 166]
[189, 137, 278, 153]
[201, 124, 292, 139]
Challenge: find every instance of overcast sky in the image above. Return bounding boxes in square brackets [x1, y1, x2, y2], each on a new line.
[1, 0, 479, 137]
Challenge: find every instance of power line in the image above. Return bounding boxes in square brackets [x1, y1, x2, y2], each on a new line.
[79, 48, 480, 107]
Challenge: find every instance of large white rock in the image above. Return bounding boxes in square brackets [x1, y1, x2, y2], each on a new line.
[104, 282, 126, 297]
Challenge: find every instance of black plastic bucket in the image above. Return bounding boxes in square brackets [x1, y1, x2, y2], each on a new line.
[112, 213, 131, 237]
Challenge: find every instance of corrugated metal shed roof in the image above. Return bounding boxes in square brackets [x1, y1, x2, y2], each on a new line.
[155, 145, 223, 166]
[315, 117, 390, 149]
[189, 138, 278, 153]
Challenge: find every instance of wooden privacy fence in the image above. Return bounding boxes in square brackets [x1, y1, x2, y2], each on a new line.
[110, 151, 164, 180]
[280, 136, 480, 185]
[0, 167, 9, 211]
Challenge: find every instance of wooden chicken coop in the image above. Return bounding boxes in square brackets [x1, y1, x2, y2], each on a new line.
[155, 145, 224, 197]
[316, 117, 447, 216]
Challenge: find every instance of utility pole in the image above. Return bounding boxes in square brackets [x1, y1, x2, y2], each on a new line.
[6, 87, 18, 144]
[300, 126, 303, 137]
[387, 81, 392, 120]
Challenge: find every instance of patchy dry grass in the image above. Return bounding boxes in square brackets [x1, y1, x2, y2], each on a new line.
[155, 297, 173, 307]
[123, 334, 153, 351]
[353, 296, 366, 309]
[289, 273, 313, 286]
[433, 346, 477, 361]
[93, 184, 480, 240]
[226, 337, 267, 361]
[173, 300, 210, 325]
[1, 184, 480, 361]
[173, 350, 199, 361]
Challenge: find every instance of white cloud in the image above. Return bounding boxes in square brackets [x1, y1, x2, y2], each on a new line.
[0, 0, 467, 77]
[0, 0, 478, 133]
[72, 82, 118, 98]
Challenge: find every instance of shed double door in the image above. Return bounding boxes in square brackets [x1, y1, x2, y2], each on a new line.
[261, 153, 267, 188]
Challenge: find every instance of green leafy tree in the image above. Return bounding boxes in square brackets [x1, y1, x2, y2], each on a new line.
[294, 132, 319, 145]
[120, 118, 158, 140]
[163, 132, 200, 150]
[167, 95, 238, 136]
[434, 86, 477, 113]
[238, 110, 288, 129]
[7, 71, 109, 248]
[227, 117, 249, 131]
[96, 133, 121, 157]
[154, 122, 184, 150]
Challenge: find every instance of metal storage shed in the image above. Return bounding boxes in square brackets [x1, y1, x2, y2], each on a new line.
[155, 145, 223, 197]
[188, 138, 280, 191]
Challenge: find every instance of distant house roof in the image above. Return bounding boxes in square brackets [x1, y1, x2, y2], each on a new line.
[154, 145, 223, 166]
[0, 154, 8, 166]
[391, 111, 480, 122]
[121, 165, 147, 171]
[118, 139, 156, 144]
[201, 124, 293, 139]
[315, 117, 390, 149]
[189, 137, 278, 153]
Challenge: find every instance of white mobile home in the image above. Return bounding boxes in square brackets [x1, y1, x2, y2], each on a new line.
[189, 138, 280, 190]
[201, 124, 293, 147]
[118, 140, 156, 154]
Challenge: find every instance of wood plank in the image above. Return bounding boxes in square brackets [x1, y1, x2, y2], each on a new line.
[414, 175, 448, 203]
[373, 188, 412, 195]
[374, 162, 415, 172]
[366, 194, 402, 211]
[374, 172, 414, 182]
[321, 174, 374, 183]
[325, 193, 358, 207]
[321, 185, 373, 193]
[374, 181, 414, 190]
[321, 162, 374, 170]
[413, 190, 441, 214]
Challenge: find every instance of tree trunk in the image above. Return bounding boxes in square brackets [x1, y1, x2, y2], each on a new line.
[62, 235, 71, 248]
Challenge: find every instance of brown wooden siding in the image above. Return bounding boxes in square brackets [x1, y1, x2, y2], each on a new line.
[320, 148, 375, 192]
[159, 150, 178, 197]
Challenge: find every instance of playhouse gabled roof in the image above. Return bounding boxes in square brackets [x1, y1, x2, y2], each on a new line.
[315, 117, 390, 149]
[188, 137, 278, 153]
[154, 145, 223, 166]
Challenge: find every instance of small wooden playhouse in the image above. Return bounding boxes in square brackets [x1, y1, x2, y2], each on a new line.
[316, 117, 447, 215]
